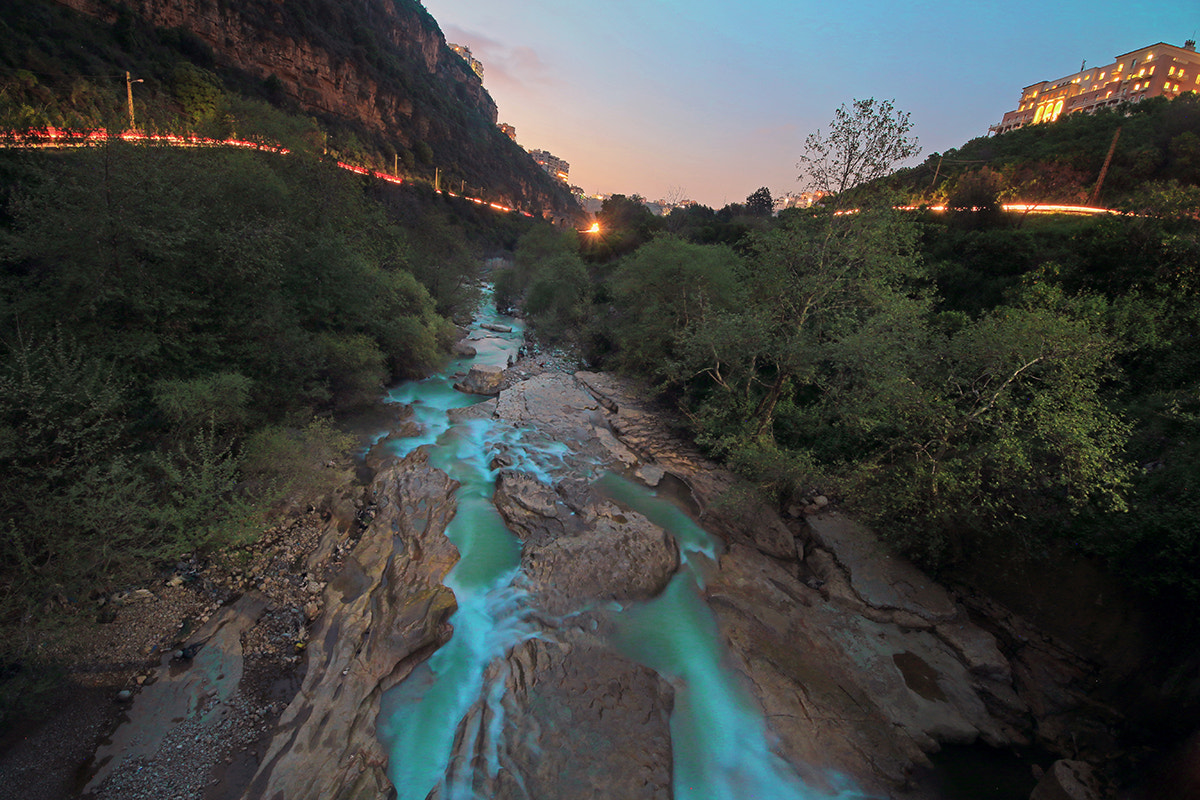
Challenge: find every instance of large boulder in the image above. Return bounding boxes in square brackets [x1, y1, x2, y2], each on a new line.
[439, 630, 675, 800]
[454, 363, 505, 396]
[494, 470, 680, 616]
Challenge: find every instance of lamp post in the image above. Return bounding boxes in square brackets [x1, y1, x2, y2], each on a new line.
[125, 71, 143, 130]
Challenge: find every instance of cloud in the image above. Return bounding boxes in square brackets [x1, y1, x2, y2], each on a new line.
[441, 24, 559, 94]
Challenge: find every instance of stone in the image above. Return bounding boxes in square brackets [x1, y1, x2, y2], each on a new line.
[241, 450, 461, 800]
[807, 512, 958, 623]
[454, 363, 505, 396]
[1030, 759, 1102, 800]
[481, 322, 513, 333]
[486, 633, 674, 800]
[937, 617, 1012, 682]
[635, 463, 666, 487]
[87, 592, 269, 792]
[494, 472, 680, 616]
[452, 341, 477, 357]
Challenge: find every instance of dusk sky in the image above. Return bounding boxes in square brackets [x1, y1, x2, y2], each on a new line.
[421, 0, 1200, 208]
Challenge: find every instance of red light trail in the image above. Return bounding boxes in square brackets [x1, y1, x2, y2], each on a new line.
[1, 127, 536, 216]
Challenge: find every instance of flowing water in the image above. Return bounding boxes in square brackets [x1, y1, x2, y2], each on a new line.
[374, 294, 869, 799]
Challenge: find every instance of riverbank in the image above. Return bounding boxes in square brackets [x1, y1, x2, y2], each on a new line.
[0, 344, 578, 800]
[0, 343, 1188, 800]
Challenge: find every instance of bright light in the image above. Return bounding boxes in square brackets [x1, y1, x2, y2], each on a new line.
[584, 222, 601, 234]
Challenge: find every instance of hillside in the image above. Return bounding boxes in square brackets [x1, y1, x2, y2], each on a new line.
[0, 0, 577, 216]
[887, 93, 1200, 208]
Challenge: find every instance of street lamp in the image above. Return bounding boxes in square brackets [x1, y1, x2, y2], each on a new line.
[125, 71, 143, 130]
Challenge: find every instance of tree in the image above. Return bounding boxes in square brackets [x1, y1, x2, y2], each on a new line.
[797, 98, 920, 199]
[745, 187, 773, 217]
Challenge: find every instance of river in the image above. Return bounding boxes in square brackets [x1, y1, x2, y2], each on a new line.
[370, 293, 870, 799]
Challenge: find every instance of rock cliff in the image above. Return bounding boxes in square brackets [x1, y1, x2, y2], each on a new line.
[48, 0, 575, 214]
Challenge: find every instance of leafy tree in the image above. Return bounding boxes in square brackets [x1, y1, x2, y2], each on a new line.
[606, 236, 742, 379]
[679, 206, 924, 441]
[497, 225, 591, 339]
[797, 98, 920, 200]
[745, 187, 773, 217]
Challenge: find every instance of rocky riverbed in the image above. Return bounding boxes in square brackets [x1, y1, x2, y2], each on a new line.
[0, 353, 1126, 800]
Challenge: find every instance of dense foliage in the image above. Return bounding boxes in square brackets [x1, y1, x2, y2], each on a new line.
[887, 93, 1200, 207]
[0, 143, 545, 637]
[500, 110, 1200, 609]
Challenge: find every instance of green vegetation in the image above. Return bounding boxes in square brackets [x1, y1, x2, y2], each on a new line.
[0, 0, 576, 215]
[0, 142, 537, 680]
[503, 96, 1200, 614]
[888, 93, 1200, 207]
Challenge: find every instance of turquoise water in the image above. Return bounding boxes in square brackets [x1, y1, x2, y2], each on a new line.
[375, 294, 868, 799]
[601, 473, 870, 800]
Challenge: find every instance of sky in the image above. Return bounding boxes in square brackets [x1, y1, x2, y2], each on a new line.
[419, 0, 1200, 208]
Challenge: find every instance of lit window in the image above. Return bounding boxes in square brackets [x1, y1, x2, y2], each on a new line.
[1169, 66, 1176, 76]
[1165, 82, 1171, 91]
[1175, 84, 1181, 92]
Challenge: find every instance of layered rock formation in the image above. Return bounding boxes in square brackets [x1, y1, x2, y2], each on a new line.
[243, 448, 461, 800]
[76, 362, 1123, 799]
[55, 0, 492, 127]
[47, 0, 575, 213]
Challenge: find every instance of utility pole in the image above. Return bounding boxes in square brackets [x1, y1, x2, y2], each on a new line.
[394, 153, 398, 176]
[434, 166, 440, 192]
[1090, 126, 1121, 207]
[125, 71, 143, 130]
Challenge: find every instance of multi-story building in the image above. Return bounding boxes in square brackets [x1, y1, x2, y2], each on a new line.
[448, 43, 485, 81]
[774, 191, 827, 212]
[528, 149, 570, 182]
[498, 123, 517, 141]
[991, 39, 1200, 134]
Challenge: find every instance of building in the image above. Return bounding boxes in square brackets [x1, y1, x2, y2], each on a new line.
[448, 43, 484, 81]
[990, 39, 1200, 135]
[528, 149, 570, 183]
[774, 192, 827, 212]
[498, 123, 517, 141]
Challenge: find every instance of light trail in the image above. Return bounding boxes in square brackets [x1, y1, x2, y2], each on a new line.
[838, 202, 1120, 216]
[0, 127, 537, 216]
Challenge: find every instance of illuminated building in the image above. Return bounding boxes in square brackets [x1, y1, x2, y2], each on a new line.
[528, 149, 570, 183]
[990, 39, 1200, 134]
[448, 43, 485, 81]
[774, 191, 827, 212]
[499, 123, 517, 141]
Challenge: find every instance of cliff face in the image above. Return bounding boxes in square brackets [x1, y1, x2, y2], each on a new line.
[49, 0, 573, 214]
[54, 0, 492, 133]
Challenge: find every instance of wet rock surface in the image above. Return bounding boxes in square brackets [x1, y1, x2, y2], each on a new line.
[572, 369, 1117, 797]
[494, 470, 679, 616]
[493, 632, 674, 800]
[9, 358, 1124, 800]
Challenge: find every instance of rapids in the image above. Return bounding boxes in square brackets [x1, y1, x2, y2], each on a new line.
[374, 294, 868, 799]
